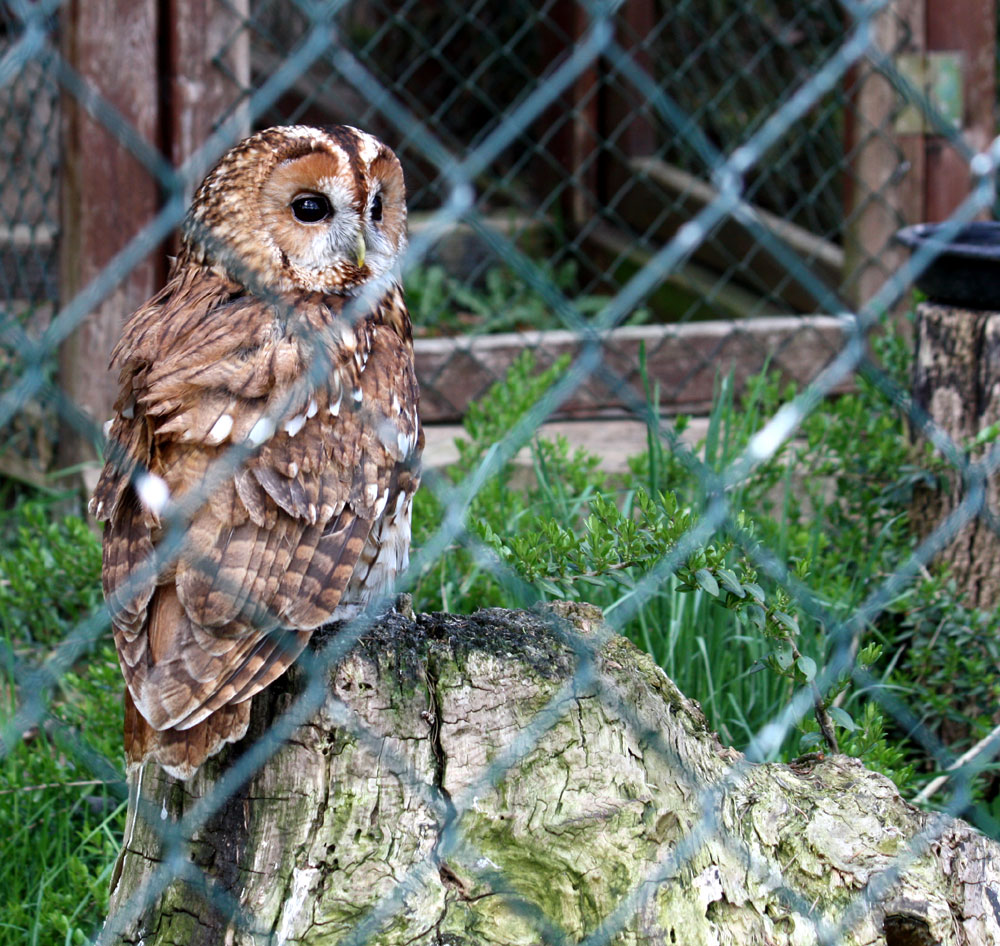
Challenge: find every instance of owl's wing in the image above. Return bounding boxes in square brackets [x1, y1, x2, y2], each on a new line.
[92, 273, 421, 773]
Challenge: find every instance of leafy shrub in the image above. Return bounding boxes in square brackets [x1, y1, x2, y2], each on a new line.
[406, 260, 648, 336]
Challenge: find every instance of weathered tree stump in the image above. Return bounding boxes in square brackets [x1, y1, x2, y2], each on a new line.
[102, 603, 1000, 945]
[912, 300, 1000, 609]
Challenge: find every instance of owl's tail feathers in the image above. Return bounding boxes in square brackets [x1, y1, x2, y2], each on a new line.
[124, 687, 250, 780]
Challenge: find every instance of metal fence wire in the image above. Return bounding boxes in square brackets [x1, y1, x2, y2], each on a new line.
[2, 0, 1000, 942]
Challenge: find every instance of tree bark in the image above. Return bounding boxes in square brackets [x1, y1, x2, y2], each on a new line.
[911, 300, 1000, 609]
[102, 603, 1000, 945]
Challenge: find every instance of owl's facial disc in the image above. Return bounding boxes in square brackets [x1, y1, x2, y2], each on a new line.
[256, 143, 405, 295]
[182, 125, 407, 296]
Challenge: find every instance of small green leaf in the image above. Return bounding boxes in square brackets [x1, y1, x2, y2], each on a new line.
[745, 604, 766, 630]
[828, 707, 856, 732]
[796, 655, 817, 681]
[717, 567, 745, 597]
[774, 647, 794, 670]
[695, 568, 720, 596]
[743, 582, 766, 603]
[772, 610, 799, 635]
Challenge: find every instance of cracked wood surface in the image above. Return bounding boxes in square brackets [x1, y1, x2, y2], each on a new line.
[102, 603, 1000, 945]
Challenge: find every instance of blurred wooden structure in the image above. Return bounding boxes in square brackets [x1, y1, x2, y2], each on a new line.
[58, 0, 249, 470]
[843, 0, 997, 308]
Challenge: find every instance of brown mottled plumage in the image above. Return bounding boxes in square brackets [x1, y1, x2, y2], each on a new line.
[90, 125, 422, 779]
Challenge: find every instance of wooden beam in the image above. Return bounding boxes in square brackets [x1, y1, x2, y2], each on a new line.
[617, 0, 657, 158]
[414, 315, 853, 423]
[58, 0, 162, 470]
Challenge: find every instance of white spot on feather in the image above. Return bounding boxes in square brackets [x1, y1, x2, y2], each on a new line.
[393, 490, 406, 520]
[329, 391, 342, 416]
[249, 416, 275, 445]
[350, 127, 382, 164]
[207, 413, 233, 444]
[136, 473, 170, 515]
[374, 487, 389, 519]
[337, 325, 357, 352]
[352, 388, 363, 404]
[283, 413, 307, 437]
[160, 799, 168, 821]
[365, 482, 378, 505]
[391, 393, 401, 415]
[306, 398, 318, 419]
[102, 419, 113, 439]
[397, 431, 409, 457]
[121, 404, 135, 420]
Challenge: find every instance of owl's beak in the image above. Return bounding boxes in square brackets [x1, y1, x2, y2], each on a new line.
[355, 232, 366, 268]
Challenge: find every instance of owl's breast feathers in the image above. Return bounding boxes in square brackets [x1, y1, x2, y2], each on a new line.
[90, 269, 422, 778]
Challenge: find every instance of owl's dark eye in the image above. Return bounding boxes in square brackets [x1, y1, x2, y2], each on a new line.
[371, 194, 383, 222]
[291, 194, 333, 223]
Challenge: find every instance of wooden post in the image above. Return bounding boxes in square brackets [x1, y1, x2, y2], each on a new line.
[911, 301, 1000, 610]
[543, 1, 602, 228]
[58, 0, 162, 474]
[165, 0, 251, 196]
[616, 0, 657, 160]
[58, 0, 251, 480]
[923, 0, 996, 220]
[842, 0, 923, 310]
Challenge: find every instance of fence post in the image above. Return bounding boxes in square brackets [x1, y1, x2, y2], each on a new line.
[543, 0, 602, 228]
[842, 0, 921, 311]
[58, 0, 251, 481]
[57, 0, 163, 476]
[164, 0, 251, 198]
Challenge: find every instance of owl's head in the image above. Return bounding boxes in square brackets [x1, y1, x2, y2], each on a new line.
[179, 124, 407, 296]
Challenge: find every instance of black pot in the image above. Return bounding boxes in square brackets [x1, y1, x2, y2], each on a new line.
[895, 222, 1000, 310]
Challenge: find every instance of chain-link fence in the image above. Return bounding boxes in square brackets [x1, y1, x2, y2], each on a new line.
[3, 0, 1000, 942]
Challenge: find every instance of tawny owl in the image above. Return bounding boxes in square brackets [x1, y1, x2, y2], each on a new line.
[89, 125, 422, 780]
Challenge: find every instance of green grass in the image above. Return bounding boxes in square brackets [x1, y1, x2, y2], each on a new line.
[0, 498, 125, 946]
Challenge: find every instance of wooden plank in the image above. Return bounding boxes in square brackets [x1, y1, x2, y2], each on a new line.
[58, 0, 162, 468]
[633, 159, 844, 276]
[616, 0, 657, 158]
[166, 0, 250, 190]
[414, 315, 854, 423]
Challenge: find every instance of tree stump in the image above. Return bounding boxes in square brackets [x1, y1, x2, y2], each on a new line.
[102, 603, 1000, 945]
[912, 300, 1000, 609]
